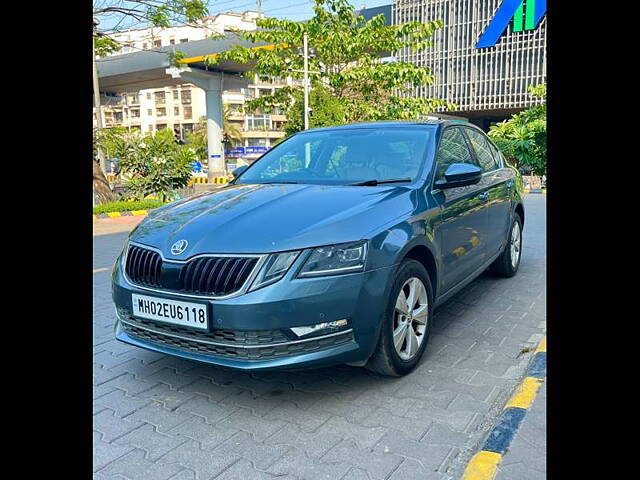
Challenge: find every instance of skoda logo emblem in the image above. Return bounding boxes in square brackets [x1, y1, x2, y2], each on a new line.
[170, 239, 188, 255]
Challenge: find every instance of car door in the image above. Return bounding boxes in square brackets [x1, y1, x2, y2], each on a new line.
[431, 126, 490, 295]
[463, 127, 513, 259]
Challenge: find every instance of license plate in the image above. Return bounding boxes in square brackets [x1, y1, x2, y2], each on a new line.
[131, 294, 208, 330]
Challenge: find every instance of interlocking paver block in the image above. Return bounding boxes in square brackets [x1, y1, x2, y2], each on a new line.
[374, 430, 454, 470]
[98, 449, 184, 480]
[93, 431, 134, 472]
[94, 389, 150, 418]
[135, 383, 196, 411]
[160, 440, 240, 479]
[264, 401, 333, 431]
[315, 416, 388, 450]
[114, 423, 188, 461]
[178, 377, 243, 403]
[362, 405, 433, 440]
[219, 389, 284, 417]
[175, 395, 239, 423]
[214, 431, 290, 470]
[215, 459, 297, 480]
[388, 458, 448, 480]
[267, 447, 351, 480]
[167, 416, 237, 450]
[266, 423, 344, 459]
[126, 402, 193, 433]
[94, 408, 145, 442]
[214, 408, 287, 442]
[322, 439, 403, 480]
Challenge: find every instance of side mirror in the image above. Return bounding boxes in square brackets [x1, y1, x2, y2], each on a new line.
[232, 166, 248, 179]
[434, 163, 482, 189]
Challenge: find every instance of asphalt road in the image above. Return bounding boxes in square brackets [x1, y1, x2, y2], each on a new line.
[93, 194, 546, 480]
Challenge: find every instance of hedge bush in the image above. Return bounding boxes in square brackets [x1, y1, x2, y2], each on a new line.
[93, 199, 164, 215]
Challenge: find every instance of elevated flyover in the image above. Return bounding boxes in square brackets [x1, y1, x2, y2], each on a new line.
[96, 33, 269, 177]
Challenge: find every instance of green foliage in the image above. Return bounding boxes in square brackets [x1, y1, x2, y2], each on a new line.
[93, 199, 165, 215]
[186, 109, 243, 160]
[489, 84, 547, 176]
[94, 33, 121, 56]
[284, 85, 347, 135]
[93, 1, 208, 58]
[111, 129, 195, 202]
[209, 0, 454, 135]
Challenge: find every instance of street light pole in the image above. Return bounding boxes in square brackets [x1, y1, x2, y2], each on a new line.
[93, 17, 107, 176]
[303, 31, 309, 131]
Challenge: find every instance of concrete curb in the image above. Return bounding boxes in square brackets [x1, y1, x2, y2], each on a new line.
[460, 336, 547, 480]
[93, 210, 149, 220]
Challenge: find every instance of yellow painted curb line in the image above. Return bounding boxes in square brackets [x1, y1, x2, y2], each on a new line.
[462, 451, 502, 480]
[504, 377, 543, 410]
[460, 336, 546, 480]
[130, 210, 148, 216]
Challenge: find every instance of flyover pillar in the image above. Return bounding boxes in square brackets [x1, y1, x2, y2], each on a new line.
[166, 67, 227, 181]
[204, 85, 225, 179]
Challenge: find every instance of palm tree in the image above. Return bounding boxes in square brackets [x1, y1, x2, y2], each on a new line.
[222, 105, 243, 147]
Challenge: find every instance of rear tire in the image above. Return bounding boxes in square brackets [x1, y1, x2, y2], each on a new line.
[490, 213, 523, 277]
[366, 259, 434, 377]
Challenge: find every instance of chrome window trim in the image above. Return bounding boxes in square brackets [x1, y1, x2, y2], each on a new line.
[122, 241, 268, 300]
[119, 314, 353, 350]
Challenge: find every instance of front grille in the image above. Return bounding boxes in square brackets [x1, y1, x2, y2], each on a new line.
[125, 245, 162, 287]
[179, 256, 258, 296]
[124, 245, 259, 297]
[120, 319, 354, 361]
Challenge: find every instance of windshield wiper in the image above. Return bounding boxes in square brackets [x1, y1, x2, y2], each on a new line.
[347, 178, 412, 186]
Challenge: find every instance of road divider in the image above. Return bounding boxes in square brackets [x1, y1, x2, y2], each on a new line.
[190, 176, 230, 184]
[461, 336, 547, 480]
[94, 210, 149, 220]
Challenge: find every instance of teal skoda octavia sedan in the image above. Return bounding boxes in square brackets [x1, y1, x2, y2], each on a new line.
[112, 120, 524, 376]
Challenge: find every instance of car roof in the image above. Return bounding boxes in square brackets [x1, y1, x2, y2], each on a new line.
[298, 119, 474, 134]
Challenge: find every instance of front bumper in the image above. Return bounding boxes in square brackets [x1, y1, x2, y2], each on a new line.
[112, 256, 394, 371]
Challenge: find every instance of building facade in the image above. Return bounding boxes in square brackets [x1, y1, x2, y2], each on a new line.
[393, 0, 546, 129]
[94, 10, 289, 167]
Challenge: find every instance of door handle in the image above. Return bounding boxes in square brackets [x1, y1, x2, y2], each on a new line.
[477, 191, 489, 201]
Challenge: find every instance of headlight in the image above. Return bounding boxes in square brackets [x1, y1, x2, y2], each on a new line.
[297, 241, 368, 278]
[249, 250, 300, 291]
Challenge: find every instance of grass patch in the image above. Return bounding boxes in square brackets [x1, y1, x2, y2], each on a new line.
[93, 199, 164, 215]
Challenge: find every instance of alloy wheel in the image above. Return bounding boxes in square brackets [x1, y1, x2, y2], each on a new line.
[393, 277, 429, 360]
[510, 221, 521, 269]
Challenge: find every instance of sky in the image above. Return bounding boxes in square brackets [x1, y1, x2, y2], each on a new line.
[96, 0, 393, 32]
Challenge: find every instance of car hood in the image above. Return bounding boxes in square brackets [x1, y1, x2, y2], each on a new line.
[130, 183, 415, 257]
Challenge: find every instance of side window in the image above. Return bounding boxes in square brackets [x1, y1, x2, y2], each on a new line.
[435, 127, 476, 181]
[465, 128, 499, 172]
[487, 140, 504, 168]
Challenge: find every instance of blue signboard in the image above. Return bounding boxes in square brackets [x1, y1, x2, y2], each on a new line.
[225, 146, 270, 157]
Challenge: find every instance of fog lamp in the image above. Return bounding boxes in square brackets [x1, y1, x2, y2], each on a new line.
[290, 319, 348, 337]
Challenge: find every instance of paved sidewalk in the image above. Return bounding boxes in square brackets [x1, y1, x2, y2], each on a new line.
[93, 195, 546, 480]
[494, 382, 546, 479]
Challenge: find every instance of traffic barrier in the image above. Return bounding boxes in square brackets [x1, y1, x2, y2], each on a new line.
[189, 176, 230, 184]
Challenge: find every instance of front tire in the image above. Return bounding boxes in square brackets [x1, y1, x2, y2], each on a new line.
[490, 213, 523, 277]
[366, 259, 434, 377]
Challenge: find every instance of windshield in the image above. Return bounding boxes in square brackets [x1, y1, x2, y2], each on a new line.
[236, 127, 433, 186]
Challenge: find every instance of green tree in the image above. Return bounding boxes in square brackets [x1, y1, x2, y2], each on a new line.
[489, 84, 546, 176]
[186, 107, 243, 160]
[117, 129, 195, 201]
[93, 1, 209, 61]
[207, 0, 454, 135]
